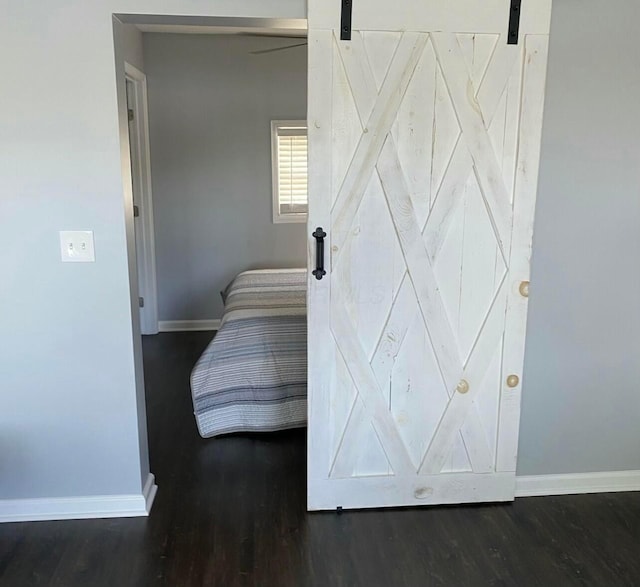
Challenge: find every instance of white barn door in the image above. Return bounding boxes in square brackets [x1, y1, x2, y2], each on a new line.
[307, 0, 552, 510]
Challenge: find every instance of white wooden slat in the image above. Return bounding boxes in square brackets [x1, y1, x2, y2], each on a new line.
[363, 32, 401, 91]
[328, 31, 406, 479]
[332, 33, 428, 257]
[353, 421, 393, 477]
[377, 138, 495, 474]
[476, 41, 520, 132]
[306, 30, 334, 487]
[457, 176, 504, 360]
[457, 34, 499, 93]
[472, 341, 503, 466]
[340, 37, 496, 475]
[332, 35, 428, 476]
[433, 196, 464, 333]
[331, 287, 415, 474]
[376, 138, 462, 392]
[424, 41, 519, 263]
[460, 404, 494, 473]
[433, 203, 466, 472]
[370, 274, 416, 390]
[329, 347, 359, 475]
[431, 179, 497, 473]
[389, 311, 451, 468]
[329, 33, 399, 476]
[330, 399, 367, 478]
[370, 274, 422, 473]
[308, 472, 515, 511]
[339, 32, 382, 123]
[455, 178, 501, 477]
[393, 36, 436, 229]
[420, 279, 508, 475]
[331, 392, 393, 478]
[331, 38, 362, 210]
[430, 65, 461, 216]
[478, 40, 521, 206]
[433, 203, 496, 473]
[424, 139, 470, 261]
[487, 91, 507, 211]
[330, 36, 363, 281]
[443, 433, 468, 473]
[499, 49, 523, 204]
[341, 38, 461, 385]
[335, 173, 404, 360]
[372, 265, 488, 475]
[334, 34, 408, 353]
[431, 33, 513, 258]
[464, 284, 508, 405]
[497, 35, 550, 472]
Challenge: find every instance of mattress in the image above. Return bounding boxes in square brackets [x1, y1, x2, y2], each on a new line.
[190, 269, 307, 438]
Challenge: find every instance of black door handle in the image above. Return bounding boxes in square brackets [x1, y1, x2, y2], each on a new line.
[312, 227, 327, 280]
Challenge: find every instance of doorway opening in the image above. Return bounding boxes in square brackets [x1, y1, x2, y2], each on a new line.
[114, 15, 309, 507]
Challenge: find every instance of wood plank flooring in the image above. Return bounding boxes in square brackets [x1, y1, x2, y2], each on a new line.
[0, 332, 639, 586]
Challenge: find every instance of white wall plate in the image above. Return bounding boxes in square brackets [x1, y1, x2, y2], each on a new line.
[60, 231, 95, 263]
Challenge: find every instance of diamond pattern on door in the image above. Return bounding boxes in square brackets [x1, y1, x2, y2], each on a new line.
[327, 31, 523, 478]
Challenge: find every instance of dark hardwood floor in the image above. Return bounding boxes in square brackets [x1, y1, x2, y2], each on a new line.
[1, 332, 639, 586]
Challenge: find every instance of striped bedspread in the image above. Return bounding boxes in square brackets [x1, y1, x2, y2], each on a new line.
[190, 269, 307, 438]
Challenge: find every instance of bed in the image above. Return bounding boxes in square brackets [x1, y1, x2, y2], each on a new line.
[190, 269, 307, 438]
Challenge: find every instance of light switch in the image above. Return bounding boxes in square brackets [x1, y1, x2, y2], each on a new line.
[60, 231, 95, 263]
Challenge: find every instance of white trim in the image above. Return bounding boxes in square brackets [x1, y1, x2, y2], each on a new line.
[158, 319, 221, 332]
[142, 472, 158, 512]
[0, 474, 157, 523]
[125, 62, 159, 335]
[515, 470, 640, 498]
[119, 15, 307, 36]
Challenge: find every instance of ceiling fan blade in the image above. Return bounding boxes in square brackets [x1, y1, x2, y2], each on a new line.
[250, 42, 308, 55]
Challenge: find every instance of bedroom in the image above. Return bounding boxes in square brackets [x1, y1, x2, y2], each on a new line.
[127, 26, 310, 437]
[137, 30, 308, 336]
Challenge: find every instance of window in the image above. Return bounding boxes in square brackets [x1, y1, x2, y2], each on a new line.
[271, 120, 308, 223]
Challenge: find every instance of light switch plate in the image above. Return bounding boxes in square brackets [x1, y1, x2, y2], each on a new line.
[60, 231, 95, 263]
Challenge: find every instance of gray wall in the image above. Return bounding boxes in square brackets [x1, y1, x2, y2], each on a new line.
[518, 1, 640, 475]
[143, 34, 307, 321]
[0, 0, 305, 502]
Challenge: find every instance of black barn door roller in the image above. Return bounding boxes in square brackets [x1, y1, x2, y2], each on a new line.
[508, 0, 522, 45]
[341, 0, 352, 40]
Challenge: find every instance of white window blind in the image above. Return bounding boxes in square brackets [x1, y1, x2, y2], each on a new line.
[271, 121, 308, 223]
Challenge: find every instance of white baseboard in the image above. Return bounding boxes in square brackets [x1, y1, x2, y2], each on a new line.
[158, 319, 221, 332]
[515, 470, 640, 497]
[0, 473, 157, 523]
[142, 472, 158, 513]
[3, 469, 638, 522]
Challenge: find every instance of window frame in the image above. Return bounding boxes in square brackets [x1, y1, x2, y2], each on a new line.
[271, 120, 308, 224]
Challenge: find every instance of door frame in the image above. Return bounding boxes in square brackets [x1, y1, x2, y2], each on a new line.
[125, 62, 159, 335]
[113, 15, 308, 511]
